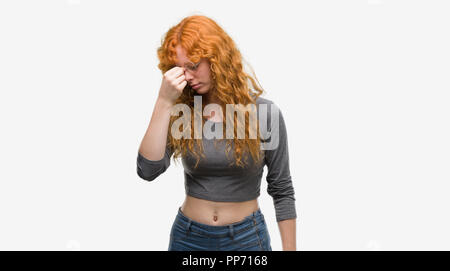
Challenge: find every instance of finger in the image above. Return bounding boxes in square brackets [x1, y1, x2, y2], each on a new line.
[173, 74, 186, 85]
[165, 66, 184, 77]
[175, 67, 186, 78]
[179, 80, 187, 90]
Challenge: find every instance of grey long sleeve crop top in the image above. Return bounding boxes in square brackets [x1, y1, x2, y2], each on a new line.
[136, 97, 297, 222]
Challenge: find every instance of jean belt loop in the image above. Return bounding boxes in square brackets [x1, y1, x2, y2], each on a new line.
[228, 225, 234, 240]
[186, 219, 192, 237]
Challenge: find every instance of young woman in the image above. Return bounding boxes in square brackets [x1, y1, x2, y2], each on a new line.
[137, 15, 297, 251]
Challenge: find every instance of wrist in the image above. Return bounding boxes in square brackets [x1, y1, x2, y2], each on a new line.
[156, 97, 174, 110]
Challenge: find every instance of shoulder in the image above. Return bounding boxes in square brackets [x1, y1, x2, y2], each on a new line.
[251, 96, 286, 143]
[254, 96, 274, 106]
[252, 96, 289, 151]
[253, 95, 283, 121]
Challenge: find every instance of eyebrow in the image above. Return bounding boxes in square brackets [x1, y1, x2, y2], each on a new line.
[178, 61, 193, 65]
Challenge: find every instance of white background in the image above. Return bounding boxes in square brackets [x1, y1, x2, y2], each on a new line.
[0, 0, 449, 251]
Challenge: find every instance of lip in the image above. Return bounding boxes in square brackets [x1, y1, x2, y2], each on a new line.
[191, 83, 201, 89]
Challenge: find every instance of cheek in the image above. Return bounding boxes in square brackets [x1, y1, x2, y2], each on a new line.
[205, 70, 212, 82]
[199, 71, 211, 82]
[197, 63, 212, 83]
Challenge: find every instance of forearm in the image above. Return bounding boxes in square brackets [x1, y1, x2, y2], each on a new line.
[277, 218, 296, 251]
[138, 97, 173, 160]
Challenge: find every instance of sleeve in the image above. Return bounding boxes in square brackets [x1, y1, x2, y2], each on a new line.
[263, 104, 297, 222]
[136, 144, 174, 182]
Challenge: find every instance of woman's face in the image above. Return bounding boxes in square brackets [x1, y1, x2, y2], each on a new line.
[175, 45, 212, 95]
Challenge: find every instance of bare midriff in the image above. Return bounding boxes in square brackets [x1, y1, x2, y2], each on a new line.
[180, 195, 260, 226]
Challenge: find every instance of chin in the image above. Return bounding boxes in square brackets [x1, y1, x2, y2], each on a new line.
[194, 85, 209, 94]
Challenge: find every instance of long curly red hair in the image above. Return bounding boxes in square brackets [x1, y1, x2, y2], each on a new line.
[157, 15, 266, 169]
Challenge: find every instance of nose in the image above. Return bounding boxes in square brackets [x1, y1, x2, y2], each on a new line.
[183, 68, 195, 81]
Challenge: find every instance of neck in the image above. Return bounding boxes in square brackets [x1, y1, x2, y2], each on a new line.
[201, 92, 224, 122]
[203, 91, 221, 106]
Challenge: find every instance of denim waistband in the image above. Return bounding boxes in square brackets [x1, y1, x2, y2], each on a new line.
[175, 206, 265, 238]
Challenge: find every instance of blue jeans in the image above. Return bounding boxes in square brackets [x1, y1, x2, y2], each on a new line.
[168, 207, 272, 251]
